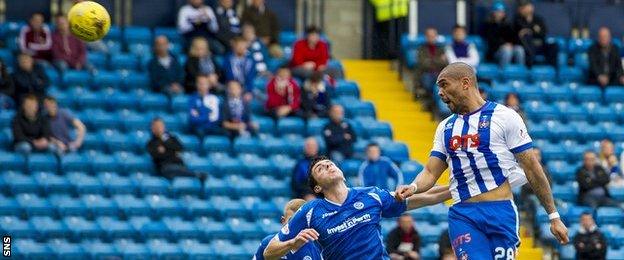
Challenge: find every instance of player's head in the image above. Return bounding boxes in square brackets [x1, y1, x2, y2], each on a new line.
[304, 137, 319, 157]
[424, 27, 438, 45]
[452, 25, 466, 42]
[329, 104, 344, 123]
[196, 75, 211, 94]
[281, 199, 306, 224]
[598, 27, 612, 48]
[154, 36, 170, 57]
[398, 213, 414, 233]
[580, 212, 596, 231]
[189, 37, 210, 58]
[17, 52, 34, 72]
[226, 81, 243, 98]
[583, 151, 597, 169]
[151, 117, 166, 136]
[366, 142, 381, 161]
[43, 96, 58, 116]
[29, 12, 45, 30]
[22, 94, 39, 117]
[231, 36, 248, 56]
[305, 25, 321, 46]
[436, 62, 479, 114]
[308, 156, 346, 198]
[54, 14, 69, 34]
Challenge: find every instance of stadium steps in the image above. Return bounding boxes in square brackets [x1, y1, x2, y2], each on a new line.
[341, 60, 448, 184]
[518, 226, 544, 260]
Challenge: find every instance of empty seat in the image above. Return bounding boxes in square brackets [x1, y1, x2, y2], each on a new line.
[209, 153, 243, 178]
[233, 136, 263, 155]
[17, 193, 53, 217]
[531, 65, 556, 82]
[139, 92, 168, 112]
[334, 80, 360, 98]
[239, 154, 275, 177]
[147, 239, 184, 259]
[178, 239, 216, 259]
[4, 171, 39, 194]
[487, 83, 514, 102]
[476, 63, 499, 81]
[96, 217, 137, 240]
[575, 86, 602, 103]
[0, 194, 21, 216]
[184, 196, 218, 219]
[115, 152, 153, 173]
[547, 160, 576, 184]
[110, 54, 139, 71]
[227, 218, 265, 240]
[122, 73, 150, 90]
[382, 142, 410, 163]
[131, 172, 169, 196]
[34, 171, 71, 194]
[172, 177, 202, 197]
[195, 217, 233, 240]
[114, 239, 151, 259]
[92, 70, 121, 89]
[254, 116, 276, 135]
[202, 135, 231, 154]
[401, 160, 423, 182]
[63, 216, 104, 240]
[605, 86, 624, 104]
[49, 239, 89, 259]
[128, 216, 170, 240]
[516, 84, 544, 102]
[49, 195, 87, 217]
[227, 175, 261, 198]
[87, 152, 121, 174]
[501, 65, 529, 82]
[87, 52, 107, 68]
[128, 43, 150, 57]
[81, 194, 117, 217]
[163, 217, 202, 240]
[60, 153, 88, 173]
[256, 175, 290, 198]
[124, 26, 152, 44]
[30, 216, 68, 240]
[260, 136, 290, 157]
[12, 239, 51, 258]
[113, 194, 150, 217]
[365, 121, 393, 139]
[269, 154, 297, 178]
[28, 153, 58, 172]
[525, 102, 560, 122]
[178, 134, 201, 154]
[558, 66, 584, 83]
[145, 194, 183, 217]
[211, 196, 247, 219]
[62, 70, 91, 88]
[552, 184, 577, 202]
[596, 207, 624, 225]
[340, 159, 363, 177]
[277, 117, 306, 136]
[81, 240, 120, 259]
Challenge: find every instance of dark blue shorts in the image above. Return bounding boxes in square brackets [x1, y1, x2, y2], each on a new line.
[448, 200, 520, 260]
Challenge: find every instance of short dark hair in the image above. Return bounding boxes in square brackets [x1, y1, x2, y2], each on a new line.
[305, 25, 321, 35]
[151, 117, 164, 124]
[43, 95, 56, 102]
[307, 155, 329, 198]
[22, 94, 38, 103]
[231, 36, 246, 44]
[453, 24, 466, 32]
[366, 142, 379, 150]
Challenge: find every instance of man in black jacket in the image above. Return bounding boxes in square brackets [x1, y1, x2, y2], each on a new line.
[574, 212, 607, 260]
[513, 1, 557, 67]
[576, 151, 618, 209]
[12, 94, 59, 170]
[12, 53, 49, 104]
[323, 104, 356, 161]
[215, 0, 241, 48]
[481, 2, 525, 67]
[588, 27, 624, 87]
[146, 118, 206, 181]
[386, 213, 421, 260]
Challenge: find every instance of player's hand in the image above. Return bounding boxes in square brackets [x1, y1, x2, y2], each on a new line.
[549, 218, 569, 245]
[292, 229, 319, 249]
[394, 184, 416, 201]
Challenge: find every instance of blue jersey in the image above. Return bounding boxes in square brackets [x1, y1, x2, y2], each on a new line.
[278, 187, 407, 260]
[254, 234, 322, 260]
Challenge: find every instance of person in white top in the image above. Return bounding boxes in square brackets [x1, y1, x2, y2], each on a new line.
[445, 25, 480, 68]
[395, 62, 568, 259]
[177, 0, 225, 54]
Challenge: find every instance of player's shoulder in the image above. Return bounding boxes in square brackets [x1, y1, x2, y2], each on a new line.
[489, 102, 524, 123]
[352, 186, 392, 202]
[260, 234, 275, 245]
[436, 114, 457, 132]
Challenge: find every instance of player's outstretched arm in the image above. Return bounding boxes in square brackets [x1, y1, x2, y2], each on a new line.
[406, 185, 451, 210]
[396, 156, 448, 200]
[515, 149, 569, 244]
[264, 229, 319, 260]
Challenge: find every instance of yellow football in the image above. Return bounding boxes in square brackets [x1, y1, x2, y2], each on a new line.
[67, 1, 111, 42]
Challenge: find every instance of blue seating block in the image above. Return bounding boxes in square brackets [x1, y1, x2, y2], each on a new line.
[96, 217, 136, 240]
[476, 63, 499, 81]
[28, 153, 58, 172]
[92, 70, 121, 89]
[531, 65, 556, 82]
[209, 153, 243, 178]
[128, 216, 170, 240]
[30, 216, 68, 240]
[62, 70, 91, 87]
[163, 217, 202, 240]
[277, 117, 306, 136]
[202, 135, 231, 154]
[401, 160, 423, 182]
[0, 194, 20, 216]
[147, 239, 184, 259]
[81, 240, 120, 259]
[558, 66, 583, 83]
[17, 193, 53, 217]
[49, 195, 87, 217]
[114, 239, 151, 259]
[34, 171, 72, 194]
[113, 194, 150, 217]
[13, 239, 51, 258]
[172, 177, 202, 197]
[184, 196, 218, 219]
[335, 80, 360, 98]
[575, 86, 602, 103]
[145, 194, 183, 217]
[63, 216, 103, 241]
[178, 239, 216, 259]
[81, 194, 117, 217]
[233, 136, 263, 155]
[4, 171, 39, 194]
[596, 207, 624, 225]
[124, 26, 153, 44]
[132, 173, 170, 196]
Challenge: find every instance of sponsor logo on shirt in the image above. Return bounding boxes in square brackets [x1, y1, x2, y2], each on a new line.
[322, 211, 338, 218]
[303, 256, 312, 260]
[452, 233, 472, 248]
[478, 115, 490, 129]
[449, 134, 480, 151]
[281, 224, 290, 235]
[326, 214, 372, 235]
[353, 201, 364, 210]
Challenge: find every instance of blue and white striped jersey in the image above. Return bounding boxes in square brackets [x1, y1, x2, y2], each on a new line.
[431, 101, 533, 204]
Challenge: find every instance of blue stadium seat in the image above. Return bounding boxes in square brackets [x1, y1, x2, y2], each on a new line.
[382, 142, 410, 163]
[226, 174, 261, 198]
[34, 171, 71, 195]
[131, 172, 169, 196]
[516, 84, 544, 102]
[16, 193, 53, 217]
[172, 177, 202, 197]
[501, 65, 529, 82]
[124, 26, 153, 44]
[253, 116, 275, 135]
[558, 102, 589, 123]
[547, 123, 578, 142]
[365, 121, 393, 139]
[257, 218, 282, 236]
[60, 153, 87, 173]
[147, 239, 185, 259]
[104, 26, 122, 41]
[419, 224, 444, 244]
[428, 204, 449, 224]
[87, 52, 107, 68]
[596, 207, 624, 225]
[227, 218, 265, 240]
[487, 83, 514, 102]
[82, 109, 118, 129]
[139, 92, 168, 112]
[4, 171, 39, 194]
[240, 153, 276, 177]
[88, 152, 121, 174]
[421, 243, 440, 260]
[106, 92, 138, 110]
[184, 196, 218, 219]
[233, 136, 263, 155]
[269, 154, 297, 178]
[346, 100, 376, 118]
[178, 239, 216, 259]
[530, 65, 556, 82]
[558, 66, 584, 83]
[547, 160, 576, 184]
[335, 80, 360, 98]
[112, 194, 150, 218]
[62, 70, 91, 88]
[0, 151, 24, 172]
[92, 70, 121, 89]
[0, 194, 21, 216]
[97, 216, 137, 240]
[306, 118, 328, 136]
[608, 125, 624, 143]
[177, 134, 200, 154]
[277, 117, 306, 136]
[49, 194, 87, 217]
[212, 239, 249, 259]
[610, 186, 624, 201]
[122, 72, 151, 91]
[110, 53, 139, 71]
[202, 135, 231, 154]
[81, 240, 120, 259]
[476, 63, 500, 81]
[99, 171, 137, 196]
[116, 152, 153, 173]
[251, 201, 281, 220]
[63, 216, 104, 241]
[211, 196, 247, 219]
[552, 184, 577, 202]
[0, 110, 15, 129]
[571, 122, 605, 142]
[525, 102, 561, 122]
[104, 40, 123, 54]
[340, 159, 363, 177]
[260, 136, 290, 157]
[154, 27, 179, 42]
[81, 194, 117, 217]
[170, 95, 188, 113]
[128, 43, 151, 57]
[12, 239, 51, 258]
[128, 216, 170, 240]
[27, 153, 58, 172]
[558, 245, 575, 260]
[279, 31, 298, 47]
[2, 216, 35, 240]
[605, 86, 624, 104]
[256, 175, 290, 198]
[30, 216, 68, 240]
[540, 142, 567, 162]
[575, 86, 603, 103]
[401, 160, 423, 183]
[114, 239, 151, 259]
[607, 248, 624, 260]
[209, 153, 243, 178]
[162, 217, 202, 241]
[119, 110, 150, 133]
[145, 194, 183, 218]
[102, 130, 132, 153]
[568, 38, 592, 54]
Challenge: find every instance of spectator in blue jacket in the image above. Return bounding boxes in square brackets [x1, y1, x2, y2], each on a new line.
[148, 36, 184, 95]
[188, 75, 224, 139]
[242, 24, 268, 75]
[291, 137, 320, 200]
[358, 142, 403, 190]
[223, 36, 257, 95]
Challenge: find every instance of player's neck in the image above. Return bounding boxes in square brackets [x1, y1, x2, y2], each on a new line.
[323, 182, 349, 206]
[459, 97, 486, 115]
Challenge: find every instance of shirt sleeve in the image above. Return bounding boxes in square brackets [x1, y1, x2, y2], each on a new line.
[430, 121, 448, 161]
[504, 110, 533, 154]
[253, 235, 273, 260]
[277, 205, 310, 242]
[371, 187, 407, 218]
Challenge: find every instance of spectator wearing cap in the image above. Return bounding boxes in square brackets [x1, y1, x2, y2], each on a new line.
[19, 12, 52, 62]
[148, 36, 185, 95]
[481, 1, 524, 67]
[12, 52, 49, 104]
[323, 104, 356, 161]
[221, 81, 257, 139]
[223, 36, 257, 95]
[265, 66, 302, 119]
[43, 96, 86, 153]
[576, 151, 618, 209]
[291, 26, 337, 79]
[215, 0, 241, 48]
[189, 75, 224, 139]
[445, 25, 479, 68]
[291, 137, 320, 200]
[301, 71, 331, 119]
[358, 143, 403, 191]
[386, 214, 421, 260]
[513, 1, 558, 67]
[574, 212, 607, 260]
[588, 27, 624, 87]
[51, 14, 88, 71]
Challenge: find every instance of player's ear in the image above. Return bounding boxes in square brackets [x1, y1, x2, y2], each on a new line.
[461, 77, 470, 89]
[314, 185, 322, 194]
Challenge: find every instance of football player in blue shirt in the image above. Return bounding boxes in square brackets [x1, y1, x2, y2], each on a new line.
[254, 198, 322, 260]
[264, 156, 449, 260]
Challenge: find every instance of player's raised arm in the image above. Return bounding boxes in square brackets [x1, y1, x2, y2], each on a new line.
[264, 203, 319, 259]
[406, 185, 451, 210]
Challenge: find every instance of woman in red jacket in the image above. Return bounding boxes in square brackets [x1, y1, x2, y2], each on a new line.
[265, 66, 302, 119]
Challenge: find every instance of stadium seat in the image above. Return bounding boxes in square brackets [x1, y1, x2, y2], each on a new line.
[547, 123, 578, 142]
[253, 116, 275, 135]
[558, 102, 589, 123]
[112, 194, 150, 217]
[226, 174, 261, 198]
[547, 160, 576, 184]
[540, 142, 568, 162]
[0, 194, 21, 216]
[88, 152, 121, 174]
[233, 136, 263, 155]
[81, 194, 117, 217]
[277, 117, 306, 136]
[62, 70, 91, 88]
[92, 70, 121, 89]
[132, 172, 169, 196]
[116, 152, 153, 173]
[558, 66, 584, 83]
[60, 153, 88, 173]
[335, 80, 360, 98]
[516, 84, 544, 102]
[0, 110, 15, 129]
[501, 65, 529, 82]
[154, 27, 179, 42]
[400, 160, 423, 182]
[421, 243, 440, 260]
[256, 175, 290, 198]
[340, 159, 363, 177]
[110, 53, 139, 71]
[202, 135, 231, 154]
[605, 86, 624, 104]
[162, 217, 202, 240]
[251, 201, 281, 220]
[123, 26, 152, 44]
[4, 171, 39, 194]
[170, 95, 188, 113]
[559, 245, 575, 260]
[525, 102, 561, 122]
[530, 65, 556, 82]
[178, 239, 216, 259]
[63, 216, 104, 241]
[269, 154, 297, 178]
[97, 216, 137, 240]
[82, 109, 118, 129]
[128, 216, 170, 240]
[574, 86, 603, 103]
[476, 63, 499, 81]
[382, 142, 410, 163]
[102, 129, 132, 153]
[81, 240, 120, 259]
[30, 216, 68, 240]
[209, 153, 244, 178]
[419, 224, 444, 244]
[106, 92, 138, 110]
[610, 186, 624, 201]
[211, 196, 247, 220]
[213, 239, 249, 259]
[122, 73, 151, 91]
[114, 239, 151, 259]
[16, 193, 53, 217]
[487, 83, 514, 102]
[145, 194, 183, 218]
[34, 171, 71, 195]
[365, 121, 393, 139]
[177, 134, 201, 154]
[227, 218, 265, 240]
[597, 207, 624, 225]
[87, 52, 107, 68]
[49, 194, 87, 217]
[147, 239, 185, 258]
[306, 118, 328, 136]
[260, 136, 290, 157]
[12, 239, 51, 258]
[139, 92, 168, 112]
[428, 204, 449, 224]
[571, 122, 605, 142]
[171, 177, 202, 197]
[128, 43, 150, 57]
[120, 110, 150, 133]
[27, 153, 58, 172]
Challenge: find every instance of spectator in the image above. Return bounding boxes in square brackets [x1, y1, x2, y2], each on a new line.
[221, 81, 257, 139]
[445, 25, 479, 68]
[147, 118, 207, 181]
[148, 36, 185, 95]
[438, 228, 453, 260]
[51, 14, 88, 71]
[19, 12, 52, 62]
[504, 92, 525, 122]
[242, 23, 269, 74]
[513, 1, 557, 67]
[323, 104, 356, 161]
[0, 59, 15, 109]
[241, 0, 279, 46]
[576, 151, 618, 209]
[43, 96, 85, 153]
[386, 213, 421, 260]
[574, 212, 607, 260]
[223, 36, 257, 94]
[588, 27, 624, 87]
[265, 66, 301, 119]
[291, 137, 320, 200]
[599, 139, 624, 187]
[358, 143, 403, 191]
[414, 28, 447, 93]
[177, 0, 224, 54]
[291, 25, 336, 79]
[12, 95, 58, 166]
[12, 53, 49, 103]
[184, 37, 221, 93]
[189, 75, 224, 138]
[301, 71, 331, 119]
[481, 1, 524, 67]
[214, 0, 241, 48]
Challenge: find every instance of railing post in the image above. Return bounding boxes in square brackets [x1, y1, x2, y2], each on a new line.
[408, 0, 418, 37]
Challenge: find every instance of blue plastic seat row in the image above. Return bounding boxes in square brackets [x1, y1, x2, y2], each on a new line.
[56, 70, 150, 90]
